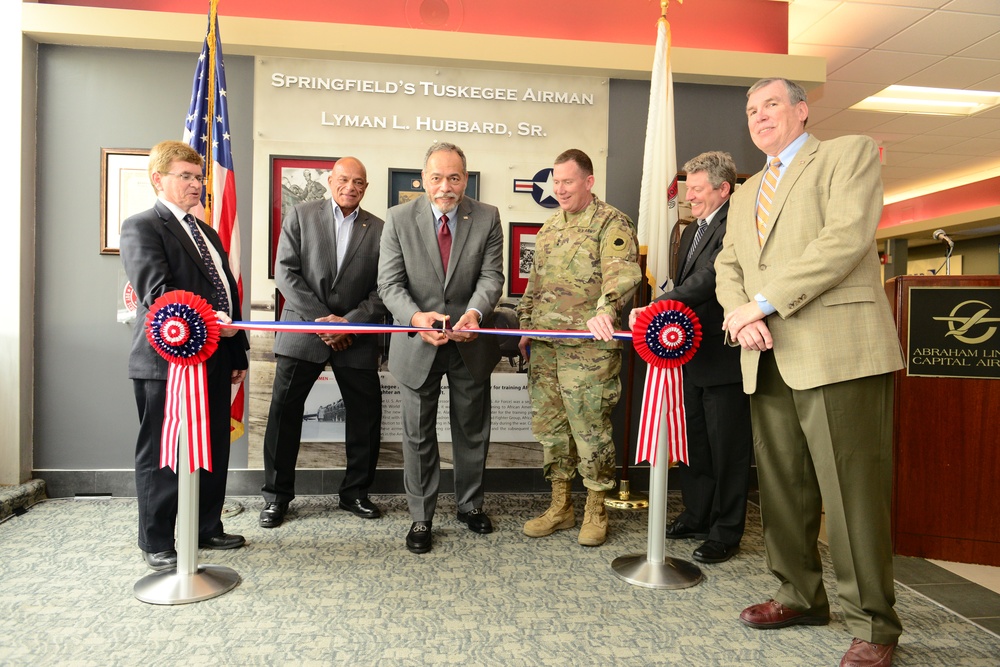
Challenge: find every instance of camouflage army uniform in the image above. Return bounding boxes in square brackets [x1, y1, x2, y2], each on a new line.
[517, 196, 641, 491]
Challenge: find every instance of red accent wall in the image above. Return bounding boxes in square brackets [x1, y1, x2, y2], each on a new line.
[880, 178, 1000, 229]
[41, 0, 788, 52]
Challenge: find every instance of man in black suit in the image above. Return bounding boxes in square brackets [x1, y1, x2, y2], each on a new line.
[259, 157, 388, 528]
[120, 140, 249, 571]
[630, 151, 752, 564]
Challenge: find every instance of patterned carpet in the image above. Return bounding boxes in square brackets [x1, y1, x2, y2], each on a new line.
[1, 494, 998, 666]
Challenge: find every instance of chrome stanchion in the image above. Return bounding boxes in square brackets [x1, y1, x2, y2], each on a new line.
[612, 401, 702, 589]
[134, 430, 240, 605]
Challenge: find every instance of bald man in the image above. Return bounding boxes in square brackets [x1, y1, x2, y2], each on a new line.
[260, 157, 388, 528]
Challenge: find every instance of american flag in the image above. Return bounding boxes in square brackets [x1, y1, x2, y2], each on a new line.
[183, 1, 246, 441]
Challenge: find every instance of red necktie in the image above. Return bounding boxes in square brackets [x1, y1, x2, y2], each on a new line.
[437, 215, 451, 274]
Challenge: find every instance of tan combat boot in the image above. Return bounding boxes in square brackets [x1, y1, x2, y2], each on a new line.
[578, 489, 608, 546]
[523, 480, 575, 537]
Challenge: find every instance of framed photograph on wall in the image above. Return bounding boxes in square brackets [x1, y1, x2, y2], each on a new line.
[269, 156, 337, 278]
[100, 148, 154, 255]
[387, 168, 480, 208]
[507, 222, 543, 297]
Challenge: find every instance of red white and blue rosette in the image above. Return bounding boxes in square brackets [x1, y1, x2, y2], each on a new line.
[632, 299, 702, 467]
[145, 291, 220, 473]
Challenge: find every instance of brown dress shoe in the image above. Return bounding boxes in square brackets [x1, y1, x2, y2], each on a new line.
[840, 638, 897, 667]
[739, 599, 829, 629]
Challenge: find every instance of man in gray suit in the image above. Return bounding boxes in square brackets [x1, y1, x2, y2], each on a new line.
[378, 142, 504, 554]
[260, 157, 388, 528]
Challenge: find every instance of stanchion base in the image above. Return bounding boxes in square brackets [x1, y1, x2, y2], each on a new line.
[605, 492, 649, 510]
[134, 564, 241, 605]
[611, 554, 703, 590]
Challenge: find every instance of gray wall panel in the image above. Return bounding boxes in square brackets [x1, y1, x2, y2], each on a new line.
[34, 45, 254, 469]
[607, 79, 761, 222]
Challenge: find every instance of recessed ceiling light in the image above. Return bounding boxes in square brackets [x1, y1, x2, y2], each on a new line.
[851, 85, 1000, 116]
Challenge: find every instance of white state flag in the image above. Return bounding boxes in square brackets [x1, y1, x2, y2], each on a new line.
[636, 17, 680, 297]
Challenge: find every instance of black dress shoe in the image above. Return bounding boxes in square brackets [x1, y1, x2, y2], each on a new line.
[259, 501, 288, 528]
[665, 518, 708, 540]
[339, 497, 382, 519]
[693, 540, 738, 563]
[142, 549, 177, 571]
[457, 508, 494, 534]
[199, 533, 246, 550]
[405, 521, 432, 554]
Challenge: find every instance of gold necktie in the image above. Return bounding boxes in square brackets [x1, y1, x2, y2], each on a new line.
[756, 158, 781, 247]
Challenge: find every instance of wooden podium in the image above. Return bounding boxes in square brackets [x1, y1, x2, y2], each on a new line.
[887, 275, 1000, 566]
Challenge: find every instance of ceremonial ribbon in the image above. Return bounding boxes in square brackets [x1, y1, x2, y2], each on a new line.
[217, 309, 698, 468]
[223, 320, 634, 341]
[631, 300, 701, 467]
[146, 291, 220, 473]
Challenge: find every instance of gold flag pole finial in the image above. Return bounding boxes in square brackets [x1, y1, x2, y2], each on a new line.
[204, 0, 219, 225]
[661, 0, 682, 19]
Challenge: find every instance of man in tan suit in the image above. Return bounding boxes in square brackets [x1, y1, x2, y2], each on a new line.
[716, 78, 904, 667]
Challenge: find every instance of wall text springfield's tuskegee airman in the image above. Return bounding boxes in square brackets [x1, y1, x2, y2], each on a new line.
[272, 74, 594, 105]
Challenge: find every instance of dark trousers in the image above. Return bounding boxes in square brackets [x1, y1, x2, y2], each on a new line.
[675, 377, 753, 547]
[752, 351, 900, 644]
[133, 367, 233, 553]
[261, 355, 382, 504]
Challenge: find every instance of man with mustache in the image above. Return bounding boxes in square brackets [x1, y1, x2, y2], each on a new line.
[378, 142, 504, 554]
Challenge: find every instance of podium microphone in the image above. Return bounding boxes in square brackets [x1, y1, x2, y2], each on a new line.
[932, 229, 954, 248]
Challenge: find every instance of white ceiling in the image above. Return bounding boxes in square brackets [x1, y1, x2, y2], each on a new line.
[787, 0, 1000, 212]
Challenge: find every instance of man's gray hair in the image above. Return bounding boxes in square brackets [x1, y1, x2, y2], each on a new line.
[424, 142, 467, 171]
[747, 78, 808, 105]
[683, 151, 737, 192]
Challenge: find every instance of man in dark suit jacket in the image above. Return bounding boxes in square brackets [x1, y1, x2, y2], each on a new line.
[120, 140, 249, 571]
[377, 142, 504, 554]
[631, 151, 752, 565]
[259, 157, 388, 528]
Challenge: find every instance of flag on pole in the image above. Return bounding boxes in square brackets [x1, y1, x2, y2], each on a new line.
[636, 15, 680, 298]
[183, 0, 246, 441]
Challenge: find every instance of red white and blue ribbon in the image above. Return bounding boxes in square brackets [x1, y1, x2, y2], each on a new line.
[631, 300, 701, 467]
[146, 291, 220, 473]
[224, 320, 634, 341]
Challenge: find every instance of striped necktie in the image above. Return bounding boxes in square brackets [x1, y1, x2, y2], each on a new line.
[183, 214, 230, 314]
[684, 219, 709, 270]
[756, 158, 781, 247]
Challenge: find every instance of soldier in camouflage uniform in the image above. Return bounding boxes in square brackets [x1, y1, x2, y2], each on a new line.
[517, 149, 641, 546]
